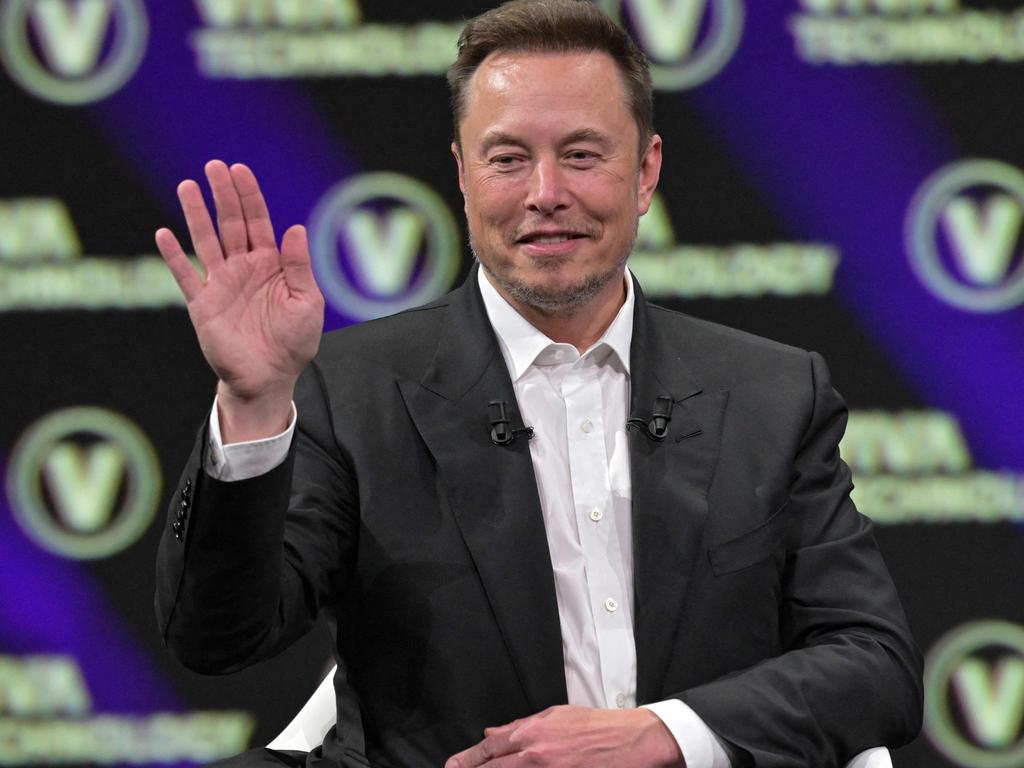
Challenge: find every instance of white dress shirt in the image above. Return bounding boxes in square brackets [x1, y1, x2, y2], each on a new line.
[205, 268, 730, 768]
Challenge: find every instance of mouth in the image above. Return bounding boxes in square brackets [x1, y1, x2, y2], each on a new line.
[515, 232, 588, 245]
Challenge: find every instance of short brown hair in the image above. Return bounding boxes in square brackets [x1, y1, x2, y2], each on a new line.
[447, 0, 654, 156]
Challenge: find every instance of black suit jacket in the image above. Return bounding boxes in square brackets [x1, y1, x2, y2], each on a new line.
[155, 267, 923, 767]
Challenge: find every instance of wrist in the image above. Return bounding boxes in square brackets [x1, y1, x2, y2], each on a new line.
[633, 709, 686, 768]
[216, 380, 295, 443]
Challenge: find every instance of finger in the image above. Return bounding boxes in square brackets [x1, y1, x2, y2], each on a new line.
[449, 757, 522, 768]
[178, 178, 224, 274]
[483, 717, 527, 736]
[474, 757, 522, 768]
[205, 159, 248, 257]
[445, 730, 519, 768]
[229, 162, 277, 249]
[280, 225, 320, 296]
[155, 228, 202, 302]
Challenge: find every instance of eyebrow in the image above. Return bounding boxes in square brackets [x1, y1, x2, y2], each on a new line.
[561, 128, 614, 149]
[480, 131, 527, 155]
[479, 127, 615, 155]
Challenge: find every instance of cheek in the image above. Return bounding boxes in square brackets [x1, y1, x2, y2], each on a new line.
[474, 174, 524, 205]
[465, 201, 510, 249]
[468, 182, 521, 225]
[575, 176, 637, 217]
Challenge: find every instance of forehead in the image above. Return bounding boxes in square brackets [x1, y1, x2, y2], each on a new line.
[459, 50, 637, 146]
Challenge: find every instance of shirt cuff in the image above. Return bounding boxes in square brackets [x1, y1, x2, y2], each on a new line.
[642, 699, 732, 768]
[205, 396, 297, 481]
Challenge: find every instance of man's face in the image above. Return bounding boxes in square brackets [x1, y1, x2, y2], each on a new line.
[453, 50, 662, 316]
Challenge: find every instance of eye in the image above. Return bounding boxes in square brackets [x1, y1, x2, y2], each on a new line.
[566, 150, 599, 166]
[489, 154, 524, 169]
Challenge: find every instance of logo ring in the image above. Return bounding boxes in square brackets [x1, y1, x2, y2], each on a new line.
[924, 620, 1024, 768]
[309, 172, 461, 321]
[6, 407, 161, 559]
[906, 159, 1024, 313]
[598, 0, 744, 90]
[0, 0, 148, 105]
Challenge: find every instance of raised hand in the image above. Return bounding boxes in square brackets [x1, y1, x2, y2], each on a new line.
[156, 160, 324, 441]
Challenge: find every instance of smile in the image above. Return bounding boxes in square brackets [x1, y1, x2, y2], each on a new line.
[516, 233, 587, 244]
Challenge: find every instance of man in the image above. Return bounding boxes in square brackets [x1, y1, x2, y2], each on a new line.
[154, 1, 923, 766]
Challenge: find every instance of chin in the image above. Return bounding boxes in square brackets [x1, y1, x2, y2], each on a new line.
[500, 269, 617, 315]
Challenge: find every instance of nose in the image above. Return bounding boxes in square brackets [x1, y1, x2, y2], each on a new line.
[524, 156, 570, 214]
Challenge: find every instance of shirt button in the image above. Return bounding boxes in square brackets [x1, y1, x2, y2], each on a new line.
[615, 693, 627, 708]
[604, 597, 618, 613]
[581, 418, 593, 433]
[590, 508, 603, 522]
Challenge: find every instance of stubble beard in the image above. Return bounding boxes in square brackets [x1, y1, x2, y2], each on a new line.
[469, 225, 637, 318]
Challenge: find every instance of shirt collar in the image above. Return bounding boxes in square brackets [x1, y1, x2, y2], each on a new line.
[477, 265, 634, 382]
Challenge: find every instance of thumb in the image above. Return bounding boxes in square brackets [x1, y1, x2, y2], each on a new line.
[280, 224, 318, 295]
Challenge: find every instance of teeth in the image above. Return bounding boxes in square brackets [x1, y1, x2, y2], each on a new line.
[533, 235, 571, 244]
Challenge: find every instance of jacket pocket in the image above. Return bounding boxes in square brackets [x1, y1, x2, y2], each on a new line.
[708, 502, 791, 576]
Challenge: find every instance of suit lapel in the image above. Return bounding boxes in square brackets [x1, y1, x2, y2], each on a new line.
[398, 269, 568, 712]
[628, 287, 729, 703]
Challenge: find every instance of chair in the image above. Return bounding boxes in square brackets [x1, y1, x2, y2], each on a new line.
[268, 665, 893, 767]
[267, 665, 338, 752]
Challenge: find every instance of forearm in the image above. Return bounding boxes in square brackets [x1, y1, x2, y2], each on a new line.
[155, 363, 358, 674]
[676, 509, 922, 766]
[157, 445, 306, 673]
[677, 629, 921, 766]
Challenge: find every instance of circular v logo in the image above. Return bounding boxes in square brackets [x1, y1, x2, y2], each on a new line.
[597, 0, 744, 90]
[309, 173, 461, 321]
[0, 0, 148, 105]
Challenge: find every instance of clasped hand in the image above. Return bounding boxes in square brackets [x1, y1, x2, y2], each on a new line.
[445, 705, 684, 768]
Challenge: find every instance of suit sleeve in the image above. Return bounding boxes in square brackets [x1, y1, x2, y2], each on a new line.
[154, 360, 358, 674]
[675, 351, 923, 767]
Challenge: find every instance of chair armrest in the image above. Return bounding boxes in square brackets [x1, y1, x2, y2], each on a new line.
[844, 747, 893, 768]
[266, 665, 338, 752]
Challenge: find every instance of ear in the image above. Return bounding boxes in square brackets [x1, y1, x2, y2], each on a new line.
[636, 134, 663, 216]
[452, 142, 467, 195]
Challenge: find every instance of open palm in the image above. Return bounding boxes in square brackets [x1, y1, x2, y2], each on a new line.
[156, 161, 324, 400]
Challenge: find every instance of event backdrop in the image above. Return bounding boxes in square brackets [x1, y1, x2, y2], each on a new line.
[2, 1, 1023, 766]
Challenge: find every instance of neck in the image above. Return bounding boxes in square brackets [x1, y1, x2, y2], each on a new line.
[486, 268, 628, 353]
